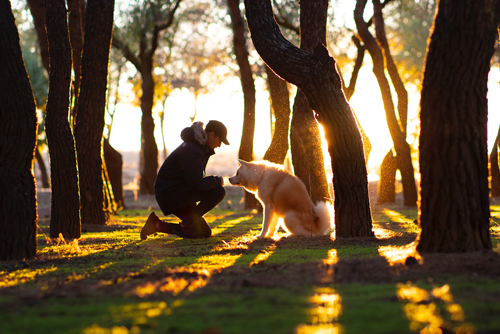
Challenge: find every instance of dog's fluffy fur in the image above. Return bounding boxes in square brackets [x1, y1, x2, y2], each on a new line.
[229, 160, 332, 238]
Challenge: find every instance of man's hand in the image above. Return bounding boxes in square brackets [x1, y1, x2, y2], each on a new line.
[219, 176, 225, 186]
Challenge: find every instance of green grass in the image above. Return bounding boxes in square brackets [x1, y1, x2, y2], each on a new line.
[1, 202, 500, 334]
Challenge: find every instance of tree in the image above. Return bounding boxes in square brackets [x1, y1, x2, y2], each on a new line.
[227, 0, 259, 209]
[355, 0, 418, 207]
[263, 65, 291, 165]
[45, 0, 81, 238]
[74, 0, 115, 225]
[0, 0, 38, 260]
[490, 126, 500, 197]
[417, 0, 498, 253]
[288, 0, 331, 204]
[244, 0, 374, 237]
[112, 0, 182, 195]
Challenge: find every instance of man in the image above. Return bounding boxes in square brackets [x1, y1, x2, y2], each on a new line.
[140, 120, 229, 239]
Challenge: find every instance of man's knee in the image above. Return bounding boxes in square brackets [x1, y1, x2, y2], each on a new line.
[212, 185, 226, 202]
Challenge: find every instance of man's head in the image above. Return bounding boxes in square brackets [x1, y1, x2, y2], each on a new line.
[205, 120, 229, 149]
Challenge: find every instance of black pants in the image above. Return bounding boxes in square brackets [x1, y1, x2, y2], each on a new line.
[156, 186, 226, 238]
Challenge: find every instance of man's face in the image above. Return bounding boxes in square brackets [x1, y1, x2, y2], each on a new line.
[207, 132, 222, 149]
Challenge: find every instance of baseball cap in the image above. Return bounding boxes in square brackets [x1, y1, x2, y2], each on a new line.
[205, 120, 230, 145]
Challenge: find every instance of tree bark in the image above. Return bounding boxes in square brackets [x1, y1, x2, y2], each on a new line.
[355, 0, 417, 207]
[378, 150, 397, 204]
[244, 0, 373, 237]
[417, 0, 497, 253]
[74, 0, 114, 225]
[489, 125, 500, 197]
[104, 139, 125, 209]
[288, 0, 331, 204]
[35, 144, 50, 188]
[228, 0, 259, 209]
[263, 65, 290, 165]
[67, 0, 84, 124]
[27, 0, 49, 72]
[45, 0, 81, 238]
[0, 0, 39, 260]
[138, 68, 159, 195]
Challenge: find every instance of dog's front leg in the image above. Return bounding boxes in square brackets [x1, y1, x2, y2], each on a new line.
[258, 205, 274, 238]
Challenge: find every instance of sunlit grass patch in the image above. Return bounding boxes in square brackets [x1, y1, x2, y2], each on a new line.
[397, 283, 474, 333]
[0, 266, 57, 289]
[296, 287, 342, 334]
[381, 209, 420, 233]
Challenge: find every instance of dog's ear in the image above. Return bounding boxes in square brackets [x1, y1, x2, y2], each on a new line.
[238, 159, 248, 166]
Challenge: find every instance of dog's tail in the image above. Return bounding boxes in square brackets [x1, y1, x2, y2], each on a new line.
[313, 201, 334, 235]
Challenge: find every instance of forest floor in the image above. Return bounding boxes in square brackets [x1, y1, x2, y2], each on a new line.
[2, 184, 500, 334]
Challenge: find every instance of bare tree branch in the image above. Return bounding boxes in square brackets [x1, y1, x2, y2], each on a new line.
[112, 36, 143, 72]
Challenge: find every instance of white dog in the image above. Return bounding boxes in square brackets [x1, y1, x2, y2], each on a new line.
[229, 160, 332, 238]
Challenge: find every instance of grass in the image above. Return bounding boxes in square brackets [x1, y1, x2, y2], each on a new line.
[1, 201, 500, 334]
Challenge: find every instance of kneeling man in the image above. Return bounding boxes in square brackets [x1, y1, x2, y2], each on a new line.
[140, 120, 229, 239]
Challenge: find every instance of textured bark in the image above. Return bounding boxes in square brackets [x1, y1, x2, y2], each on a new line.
[68, 0, 84, 123]
[244, 0, 373, 237]
[263, 65, 290, 165]
[288, 0, 331, 204]
[27, 0, 49, 72]
[104, 139, 125, 209]
[417, 0, 497, 253]
[138, 69, 158, 195]
[111, 0, 181, 195]
[0, 0, 39, 260]
[355, 0, 417, 207]
[228, 0, 259, 209]
[45, 0, 81, 238]
[489, 126, 500, 197]
[378, 150, 397, 204]
[74, 0, 114, 225]
[35, 144, 50, 188]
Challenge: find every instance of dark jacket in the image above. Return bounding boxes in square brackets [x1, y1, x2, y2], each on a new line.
[154, 122, 221, 214]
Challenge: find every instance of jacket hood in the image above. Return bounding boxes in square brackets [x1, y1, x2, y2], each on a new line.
[180, 121, 207, 145]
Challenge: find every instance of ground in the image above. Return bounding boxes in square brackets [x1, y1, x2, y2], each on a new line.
[1, 184, 500, 334]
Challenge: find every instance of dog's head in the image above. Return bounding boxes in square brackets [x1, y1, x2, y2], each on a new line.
[229, 159, 262, 192]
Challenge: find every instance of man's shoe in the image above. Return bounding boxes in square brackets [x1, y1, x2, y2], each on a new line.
[140, 212, 160, 240]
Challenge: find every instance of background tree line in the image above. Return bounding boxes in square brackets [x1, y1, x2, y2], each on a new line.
[1, 0, 499, 260]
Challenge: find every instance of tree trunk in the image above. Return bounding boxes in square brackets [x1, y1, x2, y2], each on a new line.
[35, 144, 50, 188]
[355, 0, 418, 207]
[27, 0, 49, 72]
[228, 0, 258, 209]
[67, 0, 84, 124]
[104, 138, 125, 209]
[74, 0, 115, 225]
[0, 0, 39, 260]
[378, 150, 397, 204]
[489, 125, 500, 197]
[244, 0, 374, 237]
[289, 0, 331, 204]
[138, 68, 159, 195]
[263, 65, 290, 165]
[45, 0, 81, 239]
[417, 0, 497, 253]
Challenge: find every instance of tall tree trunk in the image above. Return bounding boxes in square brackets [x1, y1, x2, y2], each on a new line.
[74, 0, 115, 225]
[35, 144, 50, 188]
[289, 0, 331, 204]
[263, 65, 290, 165]
[0, 0, 38, 260]
[378, 150, 397, 204]
[104, 139, 125, 209]
[489, 125, 500, 197]
[417, 0, 497, 253]
[355, 0, 417, 207]
[45, 0, 81, 238]
[67, 0, 84, 124]
[244, 0, 374, 237]
[228, 0, 258, 209]
[27, 0, 49, 72]
[138, 68, 159, 195]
